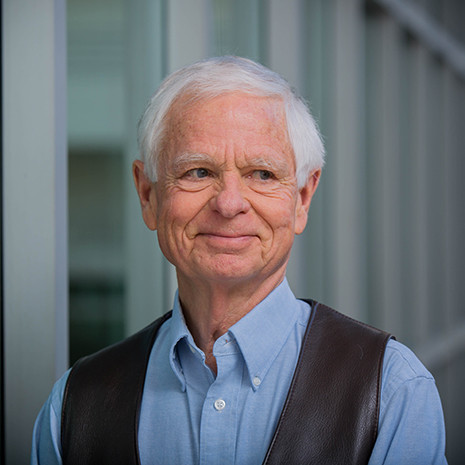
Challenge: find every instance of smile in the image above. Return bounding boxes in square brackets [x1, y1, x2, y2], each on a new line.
[198, 233, 257, 249]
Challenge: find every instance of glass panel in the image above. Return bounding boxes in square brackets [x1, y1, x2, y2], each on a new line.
[68, 0, 127, 363]
[212, 0, 264, 60]
[68, 150, 125, 362]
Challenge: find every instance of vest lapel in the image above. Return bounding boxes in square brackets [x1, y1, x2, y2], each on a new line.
[262, 301, 391, 465]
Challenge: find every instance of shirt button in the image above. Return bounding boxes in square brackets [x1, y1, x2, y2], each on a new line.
[214, 399, 226, 411]
[253, 376, 261, 387]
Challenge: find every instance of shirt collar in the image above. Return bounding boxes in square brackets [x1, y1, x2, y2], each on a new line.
[227, 278, 302, 391]
[167, 279, 302, 391]
[167, 290, 198, 391]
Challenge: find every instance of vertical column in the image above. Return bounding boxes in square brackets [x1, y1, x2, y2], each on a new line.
[2, 1, 68, 463]
[212, 0, 264, 61]
[365, 11, 404, 335]
[167, 0, 212, 71]
[124, 0, 170, 335]
[442, 4, 465, 461]
[299, 0, 326, 303]
[407, 43, 430, 346]
[322, 0, 367, 319]
[268, 0, 303, 87]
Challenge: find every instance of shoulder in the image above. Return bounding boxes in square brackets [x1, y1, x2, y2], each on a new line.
[51, 370, 71, 412]
[384, 338, 433, 378]
[381, 339, 436, 410]
[40, 369, 71, 427]
[372, 340, 447, 463]
[31, 370, 71, 465]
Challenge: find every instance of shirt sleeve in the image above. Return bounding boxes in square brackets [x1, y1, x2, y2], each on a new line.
[30, 370, 70, 465]
[368, 339, 448, 465]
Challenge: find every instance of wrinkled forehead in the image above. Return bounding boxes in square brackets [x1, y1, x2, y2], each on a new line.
[162, 91, 291, 147]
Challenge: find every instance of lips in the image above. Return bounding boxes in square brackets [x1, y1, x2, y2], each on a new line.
[200, 232, 253, 238]
[197, 232, 257, 250]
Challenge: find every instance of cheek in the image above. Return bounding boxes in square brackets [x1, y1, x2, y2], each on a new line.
[256, 195, 297, 228]
[158, 193, 206, 236]
[254, 204, 298, 249]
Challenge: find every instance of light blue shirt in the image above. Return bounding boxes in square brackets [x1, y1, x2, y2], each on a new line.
[31, 279, 447, 464]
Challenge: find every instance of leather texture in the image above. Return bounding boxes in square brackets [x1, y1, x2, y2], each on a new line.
[61, 311, 172, 465]
[61, 301, 391, 465]
[262, 302, 391, 465]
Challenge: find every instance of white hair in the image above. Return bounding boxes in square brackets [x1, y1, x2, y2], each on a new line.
[137, 56, 324, 188]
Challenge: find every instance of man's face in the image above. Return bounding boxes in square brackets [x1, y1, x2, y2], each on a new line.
[135, 92, 319, 289]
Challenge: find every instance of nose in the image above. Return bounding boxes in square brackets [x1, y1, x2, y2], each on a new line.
[210, 173, 250, 218]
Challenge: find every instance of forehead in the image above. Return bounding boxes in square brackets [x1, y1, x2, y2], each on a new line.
[162, 92, 291, 156]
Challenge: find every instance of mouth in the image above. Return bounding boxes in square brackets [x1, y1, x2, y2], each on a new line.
[197, 232, 257, 249]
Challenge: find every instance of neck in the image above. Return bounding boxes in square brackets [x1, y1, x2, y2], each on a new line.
[177, 272, 285, 374]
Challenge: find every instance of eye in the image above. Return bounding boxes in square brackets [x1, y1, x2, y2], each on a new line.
[185, 168, 210, 179]
[252, 170, 274, 181]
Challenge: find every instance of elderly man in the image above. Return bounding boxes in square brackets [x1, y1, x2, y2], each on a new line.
[31, 56, 447, 464]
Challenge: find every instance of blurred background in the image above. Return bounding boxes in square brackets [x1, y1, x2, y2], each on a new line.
[3, 0, 465, 463]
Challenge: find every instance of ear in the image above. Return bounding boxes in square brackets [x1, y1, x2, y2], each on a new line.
[132, 160, 158, 230]
[294, 169, 321, 235]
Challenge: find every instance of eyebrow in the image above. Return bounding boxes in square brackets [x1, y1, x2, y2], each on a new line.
[246, 156, 289, 173]
[247, 157, 289, 176]
[171, 152, 292, 174]
[172, 153, 215, 170]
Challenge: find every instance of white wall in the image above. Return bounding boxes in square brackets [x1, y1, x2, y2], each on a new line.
[2, 1, 68, 463]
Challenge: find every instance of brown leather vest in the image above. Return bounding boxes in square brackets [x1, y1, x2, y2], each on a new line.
[61, 301, 391, 464]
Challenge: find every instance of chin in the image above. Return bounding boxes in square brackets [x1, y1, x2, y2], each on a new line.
[193, 256, 264, 283]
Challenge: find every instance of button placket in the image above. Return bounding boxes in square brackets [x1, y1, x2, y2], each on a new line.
[198, 332, 241, 465]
